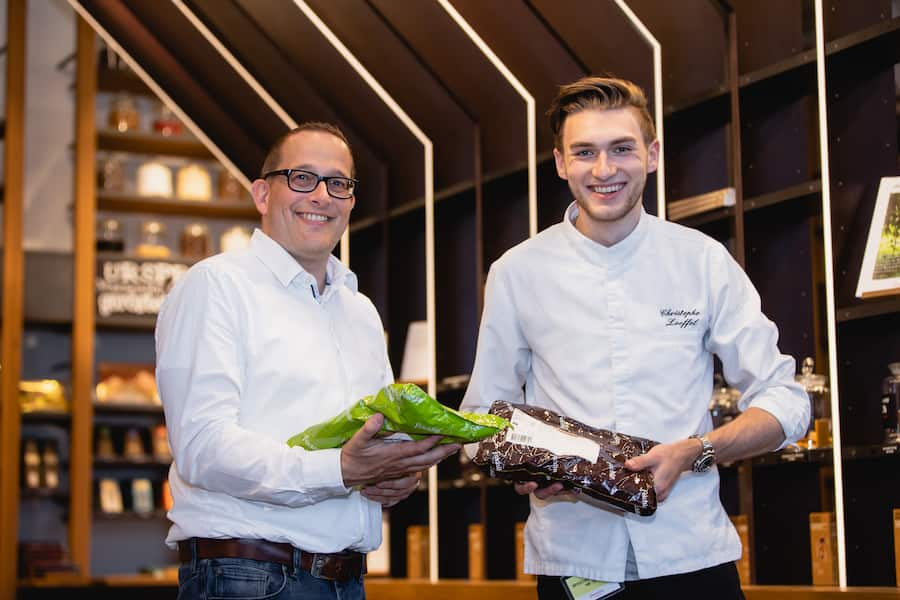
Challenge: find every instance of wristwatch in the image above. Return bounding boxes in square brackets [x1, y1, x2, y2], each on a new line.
[689, 434, 716, 473]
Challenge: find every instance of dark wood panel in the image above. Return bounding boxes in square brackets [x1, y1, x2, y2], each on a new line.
[733, 0, 810, 74]
[124, 1, 284, 147]
[184, 0, 388, 222]
[387, 210, 427, 374]
[445, 0, 585, 151]
[435, 193, 478, 380]
[664, 96, 730, 202]
[823, 0, 893, 42]
[739, 71, 818, 199]
[752, 463, 825, 585]
[304, 0, 477, 192]
[349, 223, 388, 334]
[371, 0, 526, 176]
[235, 0, 423, 209]
[744, 201, 820, 370]
[835, 313, 900, 447]
[530, 0, 656, 111]
[481, 172, 530, 272]
[842, 456, 900, 586]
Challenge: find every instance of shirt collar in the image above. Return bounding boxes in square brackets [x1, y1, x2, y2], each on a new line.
[561, 201, 650, 266]
[250, 229, 358, 293]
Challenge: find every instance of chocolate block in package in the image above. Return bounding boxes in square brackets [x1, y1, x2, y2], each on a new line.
[473, 401, 659, 516]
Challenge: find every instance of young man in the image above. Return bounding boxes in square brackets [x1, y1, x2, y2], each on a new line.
[460, 77, 809, 599]
[157, 122, 459, 600]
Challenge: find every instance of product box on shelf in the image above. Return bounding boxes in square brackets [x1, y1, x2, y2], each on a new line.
[809, 512, 838, 585]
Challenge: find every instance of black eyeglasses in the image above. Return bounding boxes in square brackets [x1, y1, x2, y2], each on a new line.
[263, 169, 358, 199]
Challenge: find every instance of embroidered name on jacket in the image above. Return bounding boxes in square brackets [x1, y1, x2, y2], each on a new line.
[659, 308, 701, 329]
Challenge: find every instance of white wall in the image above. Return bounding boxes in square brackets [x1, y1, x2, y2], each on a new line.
[21, 0, 75, 251]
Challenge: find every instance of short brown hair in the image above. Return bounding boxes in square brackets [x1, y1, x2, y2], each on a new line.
[260, 121, 355, 177]
[547, 76, 656, 150]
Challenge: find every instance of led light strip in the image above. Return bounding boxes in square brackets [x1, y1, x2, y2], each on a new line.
[813, 0, 847, 587]
[289, 0, 439, 580]
[436, 0, 537, 238]
[612, 0, 666, 219]
[170, 0, 355, 265]
[66, 0, 252, 194]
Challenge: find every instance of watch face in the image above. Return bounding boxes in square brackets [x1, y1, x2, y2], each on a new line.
[695, 454, 715, 472]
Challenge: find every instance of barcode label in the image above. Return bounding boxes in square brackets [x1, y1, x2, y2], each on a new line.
[507, 432, 533, 445]
[509, 408, 600, 462]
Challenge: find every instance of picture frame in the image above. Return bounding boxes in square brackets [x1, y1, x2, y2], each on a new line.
[856, 176, 900, 299]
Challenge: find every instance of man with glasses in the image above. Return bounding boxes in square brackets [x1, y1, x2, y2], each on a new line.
[156, 122, 459, 600]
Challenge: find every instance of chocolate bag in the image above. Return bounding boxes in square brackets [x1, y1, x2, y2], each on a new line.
[473, 401, 659, 516]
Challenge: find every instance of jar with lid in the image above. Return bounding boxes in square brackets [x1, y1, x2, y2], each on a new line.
[107, 93, 140, 133]
[97, 154, 126, 192]
[881, 362, 900, 443]
[180, 223, 211, 260]
[708, 373, 741, 429]
[795, 357, 830, 448]
[220, 225, 252, 252]
[96, 218, 125, 253]
[135, 220, 171, 258]
[152, 102, 183, 137]
[217, 169, 244, 202]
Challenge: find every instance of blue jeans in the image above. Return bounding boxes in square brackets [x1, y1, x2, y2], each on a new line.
[177, 556, 366, 600]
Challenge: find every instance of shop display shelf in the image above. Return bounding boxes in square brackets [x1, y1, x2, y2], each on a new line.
[97, 129, 212, 160]
[97, 193, 256, 219]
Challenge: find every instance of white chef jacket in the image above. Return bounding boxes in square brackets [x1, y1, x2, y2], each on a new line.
[460, 203, 809, 581]
[156, 229, 393, 553]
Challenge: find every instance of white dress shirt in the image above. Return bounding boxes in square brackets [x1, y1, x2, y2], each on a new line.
[156, 229, 393, 553]
[460, 203, 809, 581]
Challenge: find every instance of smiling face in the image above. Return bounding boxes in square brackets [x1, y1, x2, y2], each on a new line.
[251, 130, 355, 275]
[553, 107, 659, 246]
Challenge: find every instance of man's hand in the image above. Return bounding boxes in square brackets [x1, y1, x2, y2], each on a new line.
[624, 438, 700, 502]
[513, 481, 576, 500]
[341, 414, 460, 488]
[362, 473, 421, 507]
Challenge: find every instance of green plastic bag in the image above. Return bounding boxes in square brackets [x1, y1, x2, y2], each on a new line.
[287, 383, 509, 450]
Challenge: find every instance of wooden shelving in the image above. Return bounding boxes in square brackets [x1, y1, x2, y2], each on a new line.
[97, 193, 256, 219]
[97, 130, 212, 160]
[836, 297, 900, 323]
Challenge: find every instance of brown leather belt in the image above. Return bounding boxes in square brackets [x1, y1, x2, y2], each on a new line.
[178, 538, 366, 580]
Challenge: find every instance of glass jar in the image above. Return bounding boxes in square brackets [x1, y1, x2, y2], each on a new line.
[180, 223, 211, 259]
[796, 357, 830, 448]
[152, 102, 183, 137]
[881, 362, 900, 443]
[708, 374, 741, 429]
[220, 225, 252, 252]
[175, 163, 212, 202]
[136, 160, 173, 198]
[135, 220, 171, 258]
[107, 93, 140, 133]
[96, 218, 125, 253]
[217, 169, 244, 202]
[97, 154, 126, 192]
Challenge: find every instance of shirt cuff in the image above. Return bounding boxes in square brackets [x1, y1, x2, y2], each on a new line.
[296, 447, 351, 498]
[747, 392, 810, 450]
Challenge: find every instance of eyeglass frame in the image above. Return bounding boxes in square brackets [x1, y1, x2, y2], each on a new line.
[262, 168, 358, 199]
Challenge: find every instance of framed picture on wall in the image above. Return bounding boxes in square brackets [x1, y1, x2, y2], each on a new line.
[857, 176, 900, 299]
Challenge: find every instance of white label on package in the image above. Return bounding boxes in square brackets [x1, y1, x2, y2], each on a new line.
[507, 408, 600, 463]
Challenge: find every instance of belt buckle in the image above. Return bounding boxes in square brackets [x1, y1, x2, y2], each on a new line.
[309, 553, 337, 580]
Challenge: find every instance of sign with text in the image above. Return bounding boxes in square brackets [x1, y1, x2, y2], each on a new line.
[95, 257, 188, 324]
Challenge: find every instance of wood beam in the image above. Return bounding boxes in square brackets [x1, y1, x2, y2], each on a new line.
[0, 0, 28, 595]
